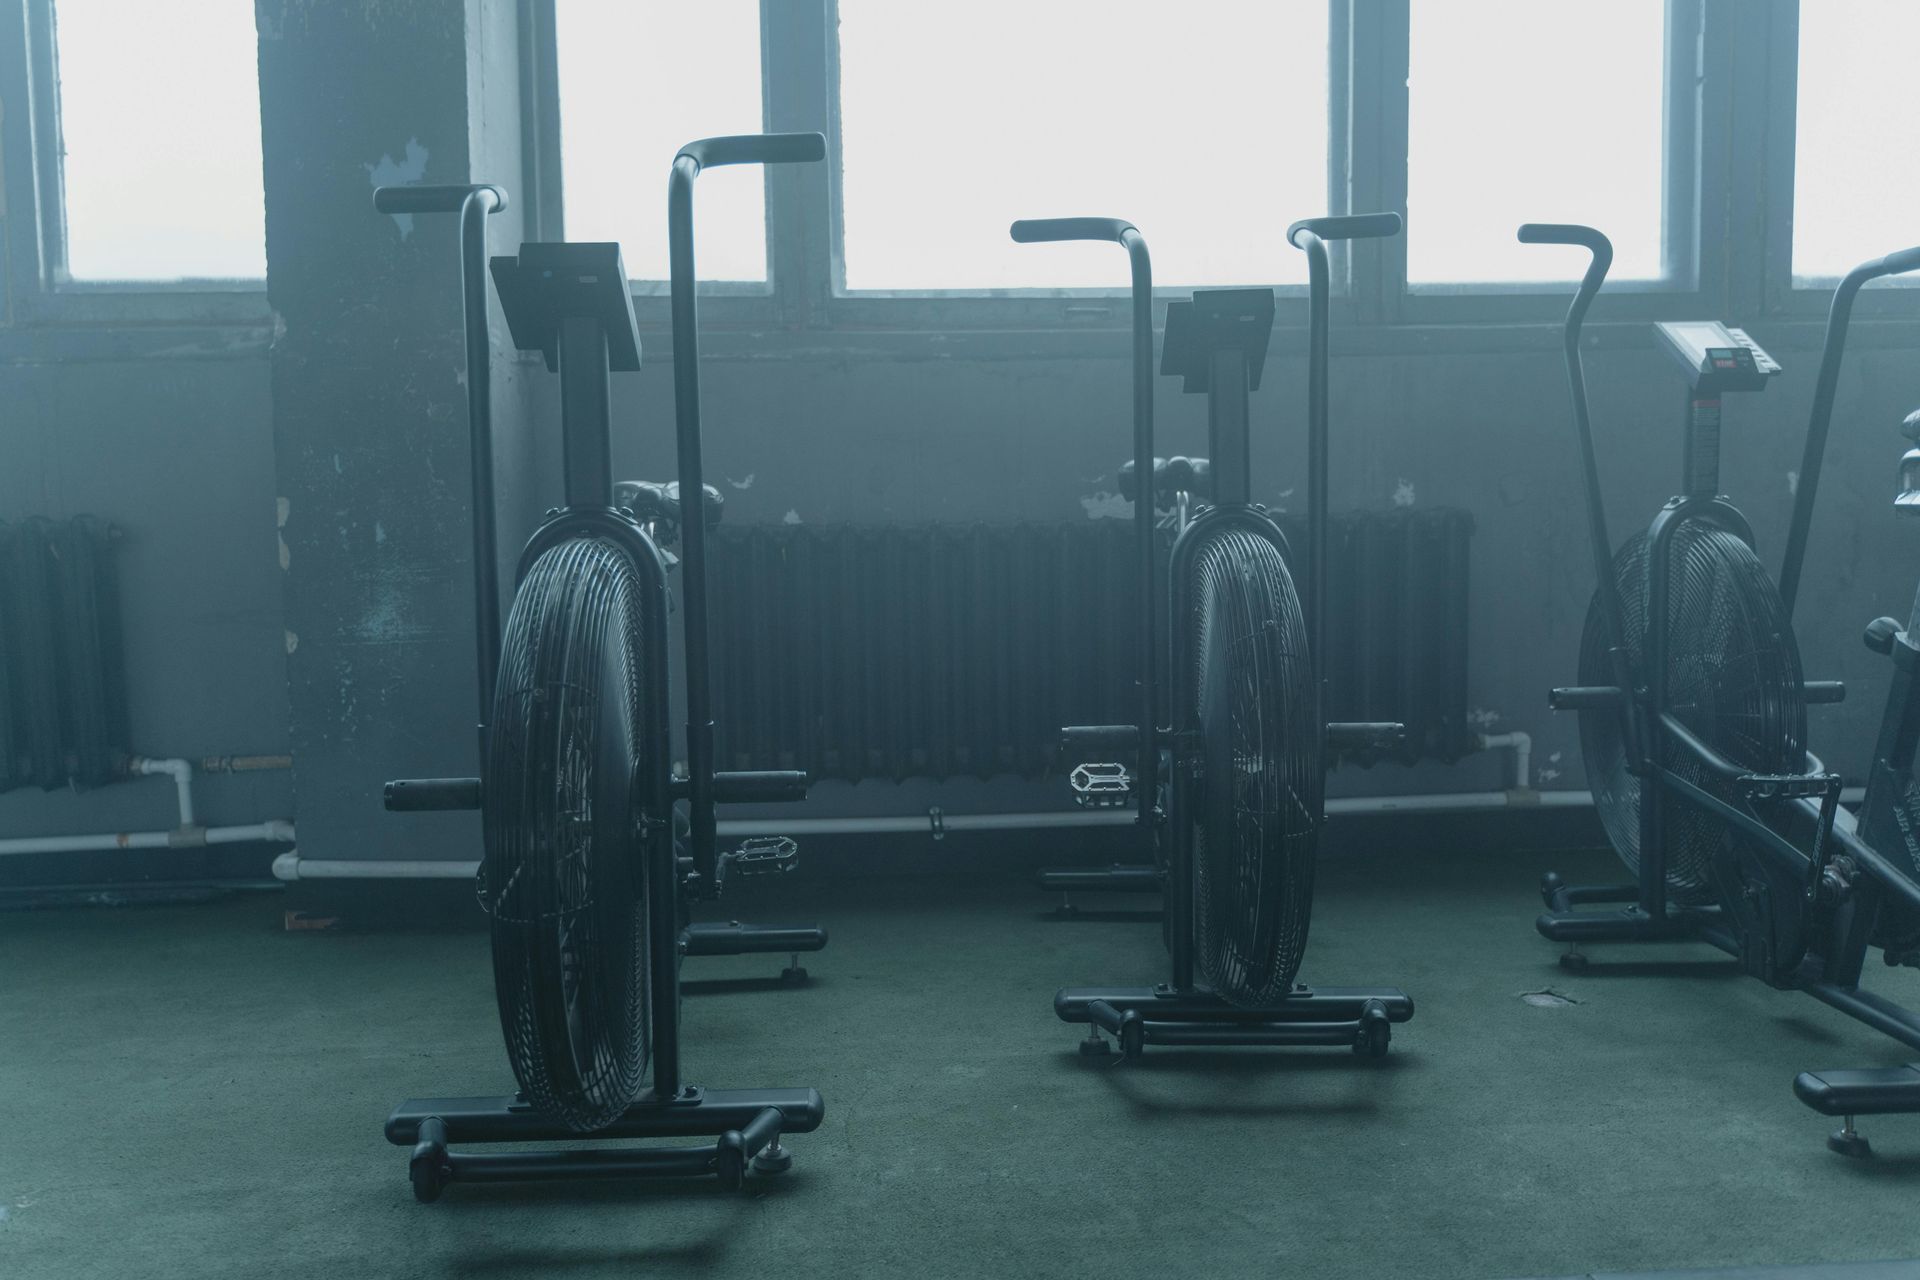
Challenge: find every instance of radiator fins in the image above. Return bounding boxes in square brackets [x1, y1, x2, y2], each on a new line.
[0, 516, 130, 794]
[708, 511, 1473, 784]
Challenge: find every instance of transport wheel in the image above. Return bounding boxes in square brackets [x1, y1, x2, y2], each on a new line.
[481, 536, 654, 1132]
[1187, 526, 1320, 1006]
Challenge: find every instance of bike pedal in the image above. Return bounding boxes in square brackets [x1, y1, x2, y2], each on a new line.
[1069, 762, 1134, 809]
[720, 835, 800, 879]
[1737, 772, 1842, 803]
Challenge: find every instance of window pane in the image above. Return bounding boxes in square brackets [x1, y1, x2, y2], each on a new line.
[1792, 0, 1920, 283]
[837, 1, 1329, 291]
[54, 0, 265, 281]
[1407, 0, 1666, 285]
[556, 0, 766, 282]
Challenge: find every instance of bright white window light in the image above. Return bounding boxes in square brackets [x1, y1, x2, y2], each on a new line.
[53, 0, 266, 281]
[555, 0, 767, 283]
[1407, 0, 1666, 285]
[1792, 0, 1920, 284]
[836, 0, 1330, 291]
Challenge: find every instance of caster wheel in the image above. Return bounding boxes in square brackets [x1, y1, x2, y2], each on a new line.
[1078, 1031, 1112, 1058]
[1117, 1012, 1146, 1061]
[752, 1140, 794, 1175]
[781, 966, 810, 985]
[1558, 950, 1590, 973]
[1353, 1002, 1392, 1059]
[410, 1155, 448, 1203]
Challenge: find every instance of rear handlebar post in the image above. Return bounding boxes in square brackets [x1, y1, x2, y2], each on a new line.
[1287, 213, 1401, 713]
[1779, 245, 1920, 618]
[1515, 224, 1628, 673]
[668, 134, 826, 888]
[371, 183, 508, 730]
[1010, 218, 1159, 826]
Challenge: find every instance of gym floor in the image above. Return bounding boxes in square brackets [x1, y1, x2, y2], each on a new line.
[5, 833, 1920, 1280]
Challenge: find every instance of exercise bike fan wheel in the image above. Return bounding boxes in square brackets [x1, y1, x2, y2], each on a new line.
[1580, 524, 1807, 902]
[1189, 525, 1321, 1005]
[482, 536, 653, 1132]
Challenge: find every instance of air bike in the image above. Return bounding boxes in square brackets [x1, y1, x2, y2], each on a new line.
[1010, 214, 1414, 1059]
[369, 134, 829, 1201]
[1523, 222, 1920, 1153]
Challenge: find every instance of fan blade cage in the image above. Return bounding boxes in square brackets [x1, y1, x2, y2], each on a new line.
[1580, 524, 1807, 903]
[482, 537, 652, 1132]
[1188, 527, 1322, 1005]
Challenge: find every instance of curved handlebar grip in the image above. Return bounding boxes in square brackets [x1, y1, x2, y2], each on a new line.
[1517, 223, 1611, 253]
[1875, 245, 1920, 277]
[1287, 212, 1401, 245]
[1009, 217, 1137, 245]
[676, 132, 826, 170]
[372, 184, 507, 215]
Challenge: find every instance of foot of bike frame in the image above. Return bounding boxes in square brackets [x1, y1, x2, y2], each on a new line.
[386, 1087, 824, 1202]
[1794, 1063, 1920, 1157]
[1054, 985, 1413, 1061]
[682, 921, 827, 982]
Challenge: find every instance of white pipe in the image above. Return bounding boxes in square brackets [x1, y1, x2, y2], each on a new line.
[131, 756, 195, 827]
[273, 852, 469, 881]
[1476, 731, 1532, 790]
[0, 754, 295, 858]
[0, 820, 297, 857]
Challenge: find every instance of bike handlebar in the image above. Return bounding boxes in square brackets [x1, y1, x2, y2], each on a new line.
[1009, 217, 1137, 245]
[372, 184, 507, 215]
[1287, 212, 1402, 245]
[676, 132, 825, 171]
[1517, 222, 1611, 253]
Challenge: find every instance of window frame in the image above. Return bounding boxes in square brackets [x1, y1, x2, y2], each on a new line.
[2, 0, 270, 328]
[1761, 0, 1920, 319]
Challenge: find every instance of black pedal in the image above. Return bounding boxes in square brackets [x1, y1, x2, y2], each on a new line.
[717, 836, 799, 887]
[1736, 772, 1842, 803]
[1069, 762, 1133, 809]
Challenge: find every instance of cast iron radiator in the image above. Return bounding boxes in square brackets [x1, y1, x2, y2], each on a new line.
[0, 516, 129, 794]
[708, 509, 1475, 783]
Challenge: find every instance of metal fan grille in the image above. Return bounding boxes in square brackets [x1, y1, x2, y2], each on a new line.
[1580, 524, 1806, 903]
[1188, 526, 1321, 1005]
[482, 537, 651, 1132]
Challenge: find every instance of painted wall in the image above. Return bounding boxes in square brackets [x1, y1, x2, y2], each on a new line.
[0, 346, 293, 869]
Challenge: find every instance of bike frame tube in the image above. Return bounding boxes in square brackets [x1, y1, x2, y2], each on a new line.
[668, 135, 825, 890]
[1779, 245, 1920, 617]
[372, 183, 508, 728]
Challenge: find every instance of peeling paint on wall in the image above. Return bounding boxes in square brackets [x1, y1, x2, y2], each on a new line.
[728, 473, 756, 490]
[285, 630, 300, 655]
[367, 138, 430, 238]
[1080, 491, 1133, 521]
[1393, 478, 1416, 507]
[1467, 707, 1502, 729]
[1788, 469, 1800, 496]
[277, 497, 291, 571]
[782, 509, 803, 525]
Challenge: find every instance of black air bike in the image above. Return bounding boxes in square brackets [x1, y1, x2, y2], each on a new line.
[1521, 222, 1920, 1155]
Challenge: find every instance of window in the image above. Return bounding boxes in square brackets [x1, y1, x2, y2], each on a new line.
[834, 0, 1330, 292]
[554, 0, 767, 284]
[51, 0, 265, 282]
[1790, 0, 1920, 284]
[1405, 0, 1667, 286]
